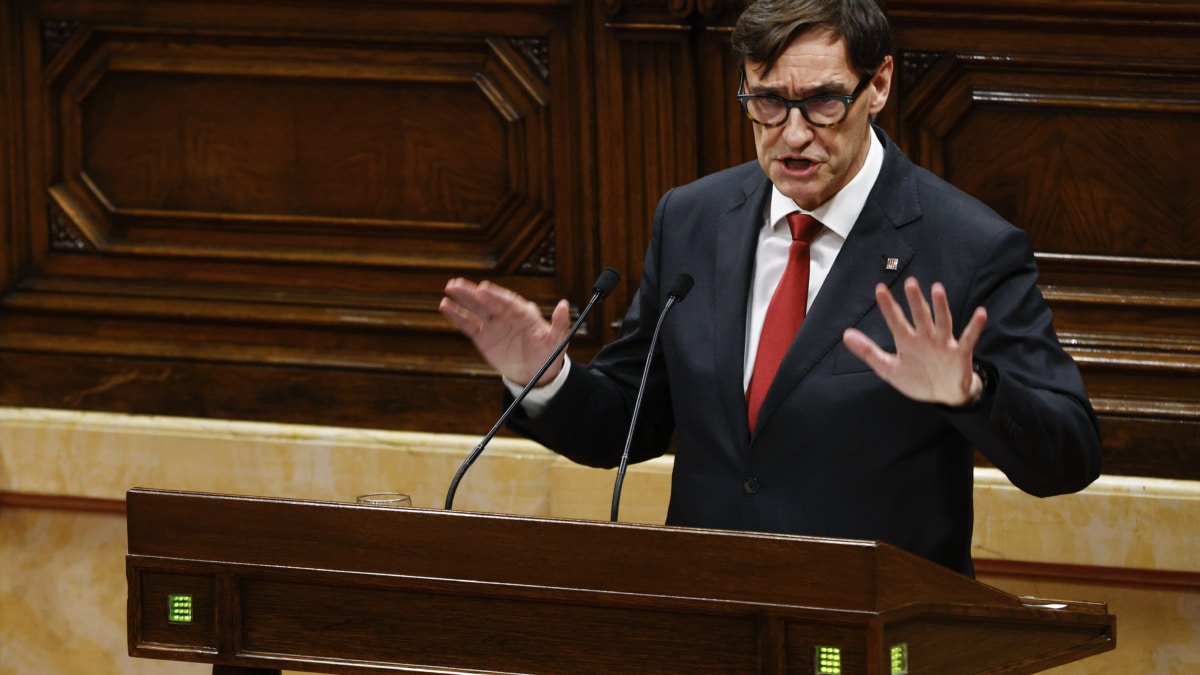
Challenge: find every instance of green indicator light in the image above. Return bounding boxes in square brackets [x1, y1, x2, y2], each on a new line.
[890, 643, 909, 674]
[815, 645, 842, 675]
[167, 594, 193, 624]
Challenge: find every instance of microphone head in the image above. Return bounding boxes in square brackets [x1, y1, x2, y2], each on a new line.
[593, 267, 621, 300]
[667, 273, 694, 301]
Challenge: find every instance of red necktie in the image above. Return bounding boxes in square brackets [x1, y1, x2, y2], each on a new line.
[747, 212, 823, 431]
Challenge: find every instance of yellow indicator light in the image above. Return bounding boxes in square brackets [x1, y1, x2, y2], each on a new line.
[167, 594, 193, 624]
[890, 642, 909, 674]
[815, 645, 842, 674]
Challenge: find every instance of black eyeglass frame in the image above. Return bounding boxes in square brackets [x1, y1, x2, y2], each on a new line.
[736, 70, 875, 129]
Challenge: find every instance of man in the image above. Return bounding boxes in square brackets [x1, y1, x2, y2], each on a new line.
[440, 0, 1101, 577]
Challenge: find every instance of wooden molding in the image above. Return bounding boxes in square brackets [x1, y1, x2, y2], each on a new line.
[976, 558, 1200, 592]
[0, 491, 126, 514]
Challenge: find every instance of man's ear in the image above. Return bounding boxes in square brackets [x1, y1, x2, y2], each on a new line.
[868, 55, 894, 115]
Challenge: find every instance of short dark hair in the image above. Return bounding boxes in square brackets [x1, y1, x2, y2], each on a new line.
[731, 0, 893, 78]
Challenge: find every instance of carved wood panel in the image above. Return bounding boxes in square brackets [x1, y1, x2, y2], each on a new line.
[890, 1, 1200, 480]
[1, 0, 1197, 480]
[590, 0, 750, 330]
[48, 30, 553, 268]
[0, 0, 596, 434]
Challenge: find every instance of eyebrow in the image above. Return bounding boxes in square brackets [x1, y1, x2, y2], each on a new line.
[748, 78, 852, 98]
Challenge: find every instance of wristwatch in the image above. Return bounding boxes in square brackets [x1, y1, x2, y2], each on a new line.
[970, 360, 997, 406]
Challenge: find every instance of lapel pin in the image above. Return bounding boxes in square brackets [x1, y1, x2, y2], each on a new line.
[886, 257, 899, 271]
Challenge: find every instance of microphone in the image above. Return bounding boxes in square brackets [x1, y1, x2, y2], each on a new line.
[445, 267, 621, 510]
[610, 273, 694, 522]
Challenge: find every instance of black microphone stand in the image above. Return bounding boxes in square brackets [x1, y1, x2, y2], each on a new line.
[610, 274, 693, 521]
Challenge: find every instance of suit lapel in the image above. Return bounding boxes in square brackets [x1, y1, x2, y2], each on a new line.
[713, 170, 771, 442]
[750, 134, 923, 438]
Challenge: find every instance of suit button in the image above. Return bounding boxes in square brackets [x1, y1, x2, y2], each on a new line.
[743, 477, 760, 495]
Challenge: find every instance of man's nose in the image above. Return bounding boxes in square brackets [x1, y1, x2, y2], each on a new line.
[779, 107, 816, 144]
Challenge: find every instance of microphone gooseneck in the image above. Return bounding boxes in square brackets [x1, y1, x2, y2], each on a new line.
[610, 273, 694, 522]
[445, 267, 621, 510]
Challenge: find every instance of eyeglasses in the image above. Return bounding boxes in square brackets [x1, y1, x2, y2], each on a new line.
[736, 71, 874, 128]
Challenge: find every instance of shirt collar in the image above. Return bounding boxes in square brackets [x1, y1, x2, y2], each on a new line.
[767, 128, 884, 240]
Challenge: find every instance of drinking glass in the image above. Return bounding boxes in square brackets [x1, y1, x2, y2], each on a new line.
[356, 492, 412, 507]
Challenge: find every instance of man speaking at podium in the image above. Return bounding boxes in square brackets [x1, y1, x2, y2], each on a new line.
[440, 0, 1101, 577]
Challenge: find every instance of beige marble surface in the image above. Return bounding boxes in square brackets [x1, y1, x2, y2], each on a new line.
[978, 575, 1200, 674]
[2, 407, 1197, 674]
[0, 407, 557, 514]
[1, 508, 204, 674]
[973, 468, 1200, 571]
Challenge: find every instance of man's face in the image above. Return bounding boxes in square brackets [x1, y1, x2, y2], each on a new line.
[743, 30, 892, 211]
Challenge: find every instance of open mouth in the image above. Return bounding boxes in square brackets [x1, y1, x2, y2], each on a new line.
[783, 158, 814, 171]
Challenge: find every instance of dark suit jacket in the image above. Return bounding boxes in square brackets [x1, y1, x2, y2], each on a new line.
[510, 127, 1101, 576]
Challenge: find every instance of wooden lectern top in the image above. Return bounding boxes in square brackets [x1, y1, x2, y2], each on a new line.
[127, 488, 1114, 674]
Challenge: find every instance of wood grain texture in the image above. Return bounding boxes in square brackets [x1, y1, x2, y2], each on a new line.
[124, 488, 1116, 674]
[0, 0, 1196, 480]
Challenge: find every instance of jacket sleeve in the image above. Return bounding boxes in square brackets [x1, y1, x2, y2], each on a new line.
[941, 225, 1102, 497]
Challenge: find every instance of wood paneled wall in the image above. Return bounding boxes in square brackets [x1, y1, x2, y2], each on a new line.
[1, 0, 1196, 480]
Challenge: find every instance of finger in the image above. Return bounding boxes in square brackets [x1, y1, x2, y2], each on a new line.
[874, 283, 916, 340]
[548, 299, 572, 342]
[929, 282, 954, 342]
[465, 280, 542, 328]
[441, 277, 470, 306]
[442, 278, 494, 318]
[529, 300, 573, 385]
[438, 296, 481, 336]
[473, 280, 517, 316]
[904, 277, 936, 335]
[958, 306, 988, 354]
[843, 327, 898, 376]
[444, 278, 516, 333]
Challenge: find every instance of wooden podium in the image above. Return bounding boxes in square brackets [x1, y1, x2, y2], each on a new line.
[126, 488, 1115, 674]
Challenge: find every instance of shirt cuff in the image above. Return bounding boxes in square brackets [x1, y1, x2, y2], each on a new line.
[502, 356, 572, 417]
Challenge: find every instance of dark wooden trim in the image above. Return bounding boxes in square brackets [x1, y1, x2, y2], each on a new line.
[976, 558, 1200, 592]
[0, 490, 126, 514]
[5, 489, 1193, 595]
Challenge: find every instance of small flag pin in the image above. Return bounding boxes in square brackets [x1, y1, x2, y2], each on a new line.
[885, 257, 899, 271]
